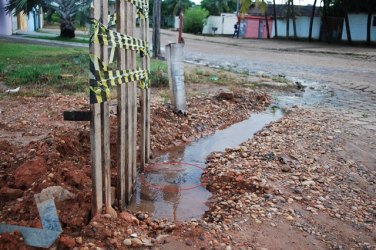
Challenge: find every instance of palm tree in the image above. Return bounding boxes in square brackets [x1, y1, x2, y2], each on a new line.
[255, 0, 270, 39]
[342, 0, 352, 44]
[273, 0, 278, 37]
[5, 0, 90, 38]
[321, 0, 330, 42]
[308, 0, 317, 41]
[290, 0, 297, 39]
[165, 0, 194, 16]
[365, 0, 376, 46]
[286, 0, 290, 39]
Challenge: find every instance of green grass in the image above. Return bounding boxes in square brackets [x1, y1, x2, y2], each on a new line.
[24, 35, 90, 44]
[150, 59, 168, 87]
[0, 41, 89, 95]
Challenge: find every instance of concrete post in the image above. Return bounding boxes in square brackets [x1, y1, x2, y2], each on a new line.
[166, 43, 186, 113]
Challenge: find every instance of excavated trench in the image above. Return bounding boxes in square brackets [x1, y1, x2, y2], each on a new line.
[129, 78, 340, 221]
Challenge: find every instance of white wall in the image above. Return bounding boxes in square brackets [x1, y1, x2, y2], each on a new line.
[203, 13, 237, 35]
[27, 11, 35, 32]
[272, 16, 321, 39]
[0, 0, 13, 35]
[342, 14, 376, 42]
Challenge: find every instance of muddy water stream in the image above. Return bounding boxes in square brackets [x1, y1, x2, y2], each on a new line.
[129, 79, 336, 221]
[129, 109, 284, 220]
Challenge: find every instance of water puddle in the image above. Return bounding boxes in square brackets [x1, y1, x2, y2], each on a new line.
[129, 108, 284, 220]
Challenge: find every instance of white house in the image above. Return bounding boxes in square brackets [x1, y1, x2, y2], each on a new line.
[0, 0, 12, 35]
[202, 13, 238, 35]
[342, 13, 376, 42]
[272, 16, 321, 39]
[247, 4, 322, 39]
[0, 0, 43, 35]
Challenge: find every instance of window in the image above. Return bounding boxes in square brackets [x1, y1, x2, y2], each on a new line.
[373, 16, 376, 27]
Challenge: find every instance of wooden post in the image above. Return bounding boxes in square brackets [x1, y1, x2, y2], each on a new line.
[90, 0, 103, 217]
[125, 1, 133, 204]
[140, 3, 151, 170]
[178, 12, 184, 44]
[131, 6, 137, 187]
[116, 0, 127, 211]
[100, 0, 116, 217]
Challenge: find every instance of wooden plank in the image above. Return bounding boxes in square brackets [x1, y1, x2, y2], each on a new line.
[131, 5, 137, 187]
[90, 103, 102, 215]
[145, 14, 151, 164]
[100, 0, 116, 217]
[90, 0, 103, 217]
[125, 0, 133, 204]
[140, 16, 150, 169]
[116, 0, 127, 211]
[63, 111, 90, 121]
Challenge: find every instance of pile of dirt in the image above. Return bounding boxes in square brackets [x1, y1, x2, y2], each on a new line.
[0, 89, 270, 249]
[201, 108, 375, 249]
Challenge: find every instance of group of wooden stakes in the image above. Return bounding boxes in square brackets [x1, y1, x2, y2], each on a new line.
[89, 0, 151, 217]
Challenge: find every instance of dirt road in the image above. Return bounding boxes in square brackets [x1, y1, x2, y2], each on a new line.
[1, 31, 375, 249]
[161, 29, 376, 169]
[161, 30, 376, 96]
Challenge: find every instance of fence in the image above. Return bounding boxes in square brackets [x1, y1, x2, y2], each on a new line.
[89, 0, 151, 216]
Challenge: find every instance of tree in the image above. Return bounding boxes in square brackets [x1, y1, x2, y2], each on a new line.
[308, 0, 317, 41]
[152, 0, 161, 58]
[163, 0, 194, 16]
[342, 0, 352, 44]
[290, 0, 297, 39]
[286, 0, 290, 39]
[201, 0, 237, 16]
[321, 0, 330, 42]
[5, 0, 90, 38]
[365, 0, 376, 46]
[273, 0, 278, 37]
[255, 0, 270, 39]
[183, 6, 209, 34]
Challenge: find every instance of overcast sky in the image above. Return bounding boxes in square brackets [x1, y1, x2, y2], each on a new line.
[192, 0, 322, 6]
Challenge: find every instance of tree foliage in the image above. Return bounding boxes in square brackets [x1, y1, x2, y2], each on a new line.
[160, 0, 194, 16]
[183, 6, 209, 34]
[5, 0, 91, 38]
[200, 0, 237, 16]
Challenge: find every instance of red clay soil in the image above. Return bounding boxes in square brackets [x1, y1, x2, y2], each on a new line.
[0, 89, 270, 249]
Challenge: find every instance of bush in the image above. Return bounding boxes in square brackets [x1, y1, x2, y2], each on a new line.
[150, 59, 169, 87]
[183, 7, 209, 34]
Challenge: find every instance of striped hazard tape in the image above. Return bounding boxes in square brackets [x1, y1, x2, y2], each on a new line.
[89, 0, 150, 104]
[108, 14, 116, 27]
[91, 19, 149, 58]
[127, 0, 149, 19]
[89, 55, 150, 103]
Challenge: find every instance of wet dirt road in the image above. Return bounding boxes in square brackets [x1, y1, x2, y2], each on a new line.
[161, 29, 376, 96]
[160, 30, 376, 169]
[158, 31, 376, 250]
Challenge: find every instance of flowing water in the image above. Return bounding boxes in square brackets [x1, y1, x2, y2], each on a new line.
[129, 108, 284, 220]
[129, 79, 339, 221]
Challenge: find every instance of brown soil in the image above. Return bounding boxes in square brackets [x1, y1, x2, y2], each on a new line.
[0, 86, 270, 249]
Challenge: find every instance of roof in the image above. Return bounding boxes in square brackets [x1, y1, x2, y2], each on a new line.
[248, 4, 322, 18]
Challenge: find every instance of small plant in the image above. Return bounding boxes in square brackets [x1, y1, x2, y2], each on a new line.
[150, 59, 168, 88]
[160, 90, 170, 103]
[195, 69, 204, 75]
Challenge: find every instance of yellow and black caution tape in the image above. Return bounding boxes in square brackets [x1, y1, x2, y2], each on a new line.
[91, 19, 148, 58]
[108, 14, 116, 27]
[89, 0, 150, 104]
[89, 55, 150, 103]
[126, 0, 149, 19]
